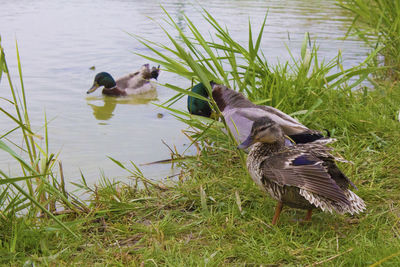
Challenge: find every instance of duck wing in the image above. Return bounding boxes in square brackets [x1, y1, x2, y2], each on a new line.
[239, 107, 310, 134]
[116, 71, 140, 90]
[260, 150, 350, 206]
[115, 64, 152, 90]
[297, 143, 357, 189]
[254, 105, 322, 137]
[125, 81, 156, 95]
[212, 83, 323, 139]
[223, 107, 323, 145]
[223, 109, 293, 146]
[222, 108, 254, 143]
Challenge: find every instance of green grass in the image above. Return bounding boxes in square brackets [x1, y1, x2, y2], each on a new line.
[1, 7, 400, 266]
[5, 82, 397, 266]
[0, 39, 82, 239]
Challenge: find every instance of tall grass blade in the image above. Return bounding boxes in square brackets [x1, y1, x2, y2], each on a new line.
[0, 171, 78, 237]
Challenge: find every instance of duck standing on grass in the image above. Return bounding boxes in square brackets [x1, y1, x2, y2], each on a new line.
[238, 117, 365, 225]
[87, 64, 160, 96]
[188, 82, 325, 145]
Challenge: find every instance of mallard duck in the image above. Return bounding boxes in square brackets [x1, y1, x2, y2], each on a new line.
[187, 82, 324, 145]
[238, 117, 365, 225]
[87, 64, 160, 96]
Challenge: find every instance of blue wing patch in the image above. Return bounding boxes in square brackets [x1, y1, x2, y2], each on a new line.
[292, 155, 318, 166]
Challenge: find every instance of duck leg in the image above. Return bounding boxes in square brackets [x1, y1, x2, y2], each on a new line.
[304, 209, 313, 222]
[272, 202, 283, 225]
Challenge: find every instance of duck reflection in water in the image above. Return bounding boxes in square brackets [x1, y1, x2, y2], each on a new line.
[86, 94, 156, 121]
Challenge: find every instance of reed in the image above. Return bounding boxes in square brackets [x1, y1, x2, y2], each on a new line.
[134, 7, 380, 145]
[338, 0, 400, 79]
[0, 39, 78, 237]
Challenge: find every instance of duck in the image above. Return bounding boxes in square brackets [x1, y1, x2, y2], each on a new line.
[187, 82, 325, 145]
[87, 64, 160, 96]
[237, 117, 365, 225]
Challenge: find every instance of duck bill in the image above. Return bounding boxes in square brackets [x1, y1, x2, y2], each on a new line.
[237, 135, 254, 150]
[87, 82, 100, 94]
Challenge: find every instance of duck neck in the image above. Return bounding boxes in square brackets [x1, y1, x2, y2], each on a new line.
[212, 85, 254, 112]
[249, 139, 285, 159]
[211, 86, 227, 111]
[102, 86, 126, 96]
[104, 85, 117, 90]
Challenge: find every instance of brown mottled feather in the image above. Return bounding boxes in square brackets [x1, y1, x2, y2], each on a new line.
[259, 149, 350, 206]
[115, 71, 140, 89]
[243, 117, 366, 219]
[296, 143, 357, 189]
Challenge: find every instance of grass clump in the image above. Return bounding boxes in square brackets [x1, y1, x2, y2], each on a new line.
[1, 7, 400, 266]
[135, 7, 379, 129]
[0, 37, 84, 254]
[338, 0, 400, 80]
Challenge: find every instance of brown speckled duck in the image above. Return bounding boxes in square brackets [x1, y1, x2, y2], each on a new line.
[238, 117, 365, 225]
[87, 64, 160, 96]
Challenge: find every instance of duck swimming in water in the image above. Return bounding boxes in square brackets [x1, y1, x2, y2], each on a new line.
[87, 64, 160, 97]
[187, 82, 324, 145]
[238, 117, 365, 225]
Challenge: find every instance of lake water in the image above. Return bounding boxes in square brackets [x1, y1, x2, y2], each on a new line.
[0, 0, 369, 186]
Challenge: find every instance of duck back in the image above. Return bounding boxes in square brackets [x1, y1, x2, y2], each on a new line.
[125, 82, 156, 95]
[212, 84, 322, 140]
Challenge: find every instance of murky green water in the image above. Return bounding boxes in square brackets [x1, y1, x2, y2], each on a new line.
[0, 0, 369, 185]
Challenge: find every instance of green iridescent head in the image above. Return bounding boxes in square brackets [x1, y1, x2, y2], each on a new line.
[187, 82, 212, 117]
[87, 72, 116, 94]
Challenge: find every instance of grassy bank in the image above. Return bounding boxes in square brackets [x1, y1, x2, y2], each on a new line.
[1, 8, 400, 266]
[2, 82, 399, 266]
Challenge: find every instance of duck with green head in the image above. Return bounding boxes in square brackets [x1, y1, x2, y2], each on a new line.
[238, 117, 365, 225]
[87, 64, 160, 97]
[187, 82, 325, 145]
